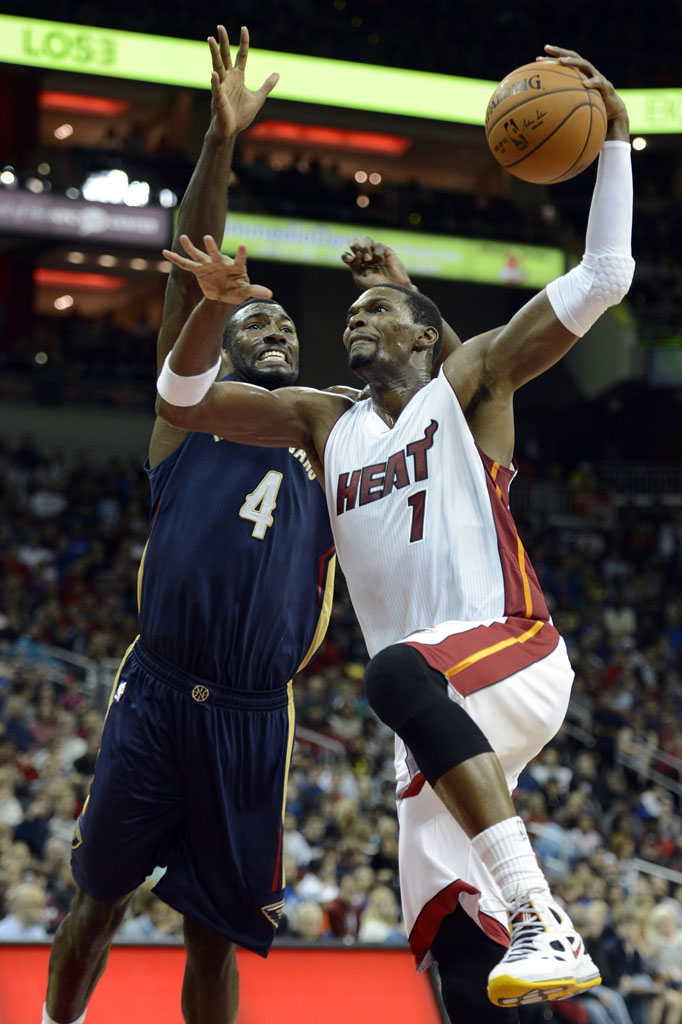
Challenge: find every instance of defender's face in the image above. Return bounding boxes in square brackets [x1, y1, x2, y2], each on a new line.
[343, 287, 416, 376]
[229, 302, 300, 388]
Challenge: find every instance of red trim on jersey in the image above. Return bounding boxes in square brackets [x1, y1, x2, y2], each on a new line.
[478, 449, 549, 621]
[317, 546, 336, 602]
[149, 502, 160, 534]
[409, 880, 510, 967]
[405, 617, 560, 697]
[399, 772, 426, 800]
[271, 823, 283, 891]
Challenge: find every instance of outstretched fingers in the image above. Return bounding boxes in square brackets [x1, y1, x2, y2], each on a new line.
[541, 44, 601, 85]
[219, 25, 233, 71]
[255, 72, 281, 103]
[178, 234, 214, 262]
[208, 26, 229, 78]
[202, 235, 226, 261]
[161, 249, 199, 272]
[235, 25, 249, 72]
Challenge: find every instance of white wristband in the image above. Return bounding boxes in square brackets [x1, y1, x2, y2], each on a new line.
[157, 351, 222, 407]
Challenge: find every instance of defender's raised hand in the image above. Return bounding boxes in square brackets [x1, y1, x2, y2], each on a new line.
[163, 235, 272, 304]
[342, 236, 415, 291]
[208, 25, 279, 139]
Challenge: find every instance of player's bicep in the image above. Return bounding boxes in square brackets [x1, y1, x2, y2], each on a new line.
[158, 381, 313, 449]
[482, 291, 578, 390]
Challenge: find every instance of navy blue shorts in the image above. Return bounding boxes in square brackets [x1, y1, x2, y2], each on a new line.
[71, 639, 294, 956]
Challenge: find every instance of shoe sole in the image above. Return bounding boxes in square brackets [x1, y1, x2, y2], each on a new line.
[488, 972, 601, 1007]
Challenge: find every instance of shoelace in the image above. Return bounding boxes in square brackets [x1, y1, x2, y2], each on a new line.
[504, 895, 546, 962]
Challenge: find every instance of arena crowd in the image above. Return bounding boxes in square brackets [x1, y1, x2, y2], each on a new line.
[1, 431, 682, 1021]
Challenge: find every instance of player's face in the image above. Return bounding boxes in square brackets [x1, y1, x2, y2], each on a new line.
[343, 287, 417, 378]
[228, 303, 300, 389]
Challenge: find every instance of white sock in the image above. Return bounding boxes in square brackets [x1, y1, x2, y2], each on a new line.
[471, 816, 550, 903]
[42, 1005, 87, 1024]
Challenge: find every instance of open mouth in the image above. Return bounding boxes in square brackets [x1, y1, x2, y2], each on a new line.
[256, 349, 289, 366]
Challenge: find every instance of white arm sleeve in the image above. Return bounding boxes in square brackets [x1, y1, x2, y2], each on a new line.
[546, 140, 635, 337]
[157, 351, 222, 406]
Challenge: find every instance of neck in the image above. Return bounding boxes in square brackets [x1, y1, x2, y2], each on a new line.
[367, 368, 430, 427]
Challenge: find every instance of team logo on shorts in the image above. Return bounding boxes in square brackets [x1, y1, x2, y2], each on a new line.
[113, 680, 127, 702]
[192, 684, 209, 703]
[261, 899, 285, 928]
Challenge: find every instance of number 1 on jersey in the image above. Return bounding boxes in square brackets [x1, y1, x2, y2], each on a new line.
[239, 470, 283, 539]
[407, 489, 426, 542]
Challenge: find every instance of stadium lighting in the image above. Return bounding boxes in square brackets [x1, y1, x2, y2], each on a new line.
[1, 14, 678, 134]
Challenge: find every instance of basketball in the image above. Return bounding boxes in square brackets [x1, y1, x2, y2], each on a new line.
[485, 60, 607, 184]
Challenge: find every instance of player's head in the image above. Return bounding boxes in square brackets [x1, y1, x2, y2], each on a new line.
[224, 298, 299, 389]
[343, 284, 442, 379]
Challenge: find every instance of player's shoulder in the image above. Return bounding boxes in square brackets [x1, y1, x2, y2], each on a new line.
[442, 327, 505, 378]
[322, 384, 369, 402]
[273, 383, 358, 419]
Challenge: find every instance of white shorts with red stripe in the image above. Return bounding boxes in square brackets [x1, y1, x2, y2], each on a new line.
[394, 615, 574, 971]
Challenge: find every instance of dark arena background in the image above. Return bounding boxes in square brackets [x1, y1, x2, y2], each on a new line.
[1, 1, 682, 1021]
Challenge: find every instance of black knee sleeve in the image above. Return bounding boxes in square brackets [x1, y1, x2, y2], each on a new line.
[364, 644, 492, 786]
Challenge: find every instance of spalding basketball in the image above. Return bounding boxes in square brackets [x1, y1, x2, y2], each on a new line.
[485, 61, 607, 184]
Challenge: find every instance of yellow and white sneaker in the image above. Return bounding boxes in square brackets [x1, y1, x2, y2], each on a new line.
[487, 890, 601, 1007]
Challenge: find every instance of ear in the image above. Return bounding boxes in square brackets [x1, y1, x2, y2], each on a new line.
[413, 325, 439, 353]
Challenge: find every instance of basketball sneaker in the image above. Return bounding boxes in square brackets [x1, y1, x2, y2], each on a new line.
[487, 889, 601, 1007]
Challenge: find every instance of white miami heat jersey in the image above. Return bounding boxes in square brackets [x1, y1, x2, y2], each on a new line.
[324, 369, 548, 657]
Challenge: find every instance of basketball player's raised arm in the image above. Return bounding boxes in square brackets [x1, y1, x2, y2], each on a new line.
[447, 47, 634, 396]
[155, 27, 279, 375]
[150, 27, 279, 467]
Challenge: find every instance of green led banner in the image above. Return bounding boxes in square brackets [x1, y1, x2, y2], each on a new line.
[219, 212, 564, 288]
[0, 14, 679, 133]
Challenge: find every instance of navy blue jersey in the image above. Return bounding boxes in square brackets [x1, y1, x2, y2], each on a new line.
[138, 386, 335, 689]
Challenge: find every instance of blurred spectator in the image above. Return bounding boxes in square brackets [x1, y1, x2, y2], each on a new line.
[612, 913, 659, 1024]
[576, 899, 638, 1024]
[527, 746, 573, 795]
[13, 794, 51, 860]
[643, 904, 682, 1024]
[326, 871, 362, 942]
[290, 900, 329, 941]
[0, 766, 22, 827]
[570, 814, 605, 861]
[0, 880, 49, 940]
[282, 811, 315, 869]
[357, 885, 404, 944]
[117, 891, 184, 944]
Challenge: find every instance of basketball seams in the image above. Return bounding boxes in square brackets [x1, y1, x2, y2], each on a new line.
[546, 90, 607, 184]
[548, 101, 595, 184]
[485, 87, 597, 139]
[501, 103, 594, 173]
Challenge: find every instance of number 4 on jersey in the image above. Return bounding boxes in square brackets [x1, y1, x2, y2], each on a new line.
[239, 470, 283, 539]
